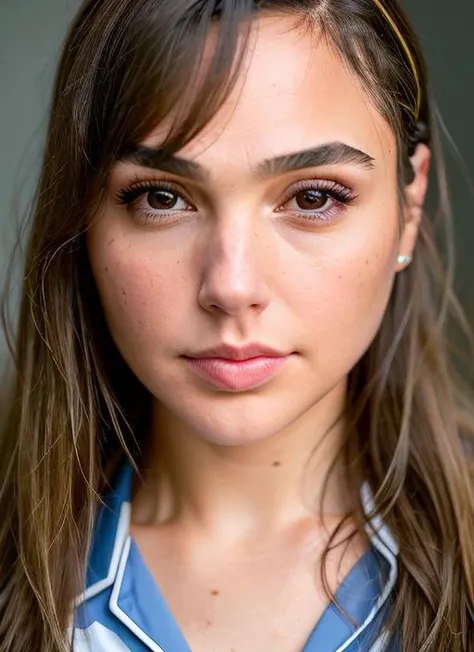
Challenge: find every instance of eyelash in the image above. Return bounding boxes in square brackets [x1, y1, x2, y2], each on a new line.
[116, 180, 195, 224]
[277, 179, 356, 223]
[116, 178, 356, 225]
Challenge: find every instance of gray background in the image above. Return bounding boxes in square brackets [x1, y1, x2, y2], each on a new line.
[1, 1, 473, 371]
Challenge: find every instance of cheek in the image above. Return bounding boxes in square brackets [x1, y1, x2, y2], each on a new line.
[284, 219, 398, 362]
[87, 233, 188, 353]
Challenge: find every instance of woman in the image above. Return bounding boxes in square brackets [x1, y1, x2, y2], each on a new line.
[1, 0, 473, 650]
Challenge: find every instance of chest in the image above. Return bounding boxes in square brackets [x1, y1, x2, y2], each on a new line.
[148, 556, 329, 651]
[75, 485, 398, 652]
[129, 525, 373, 652]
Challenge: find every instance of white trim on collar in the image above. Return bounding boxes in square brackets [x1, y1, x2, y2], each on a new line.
[75, 502, 131, 607]
[75, 481, 399, 652]
[109, 535, 167, 652]
[331, 484, 399, 652]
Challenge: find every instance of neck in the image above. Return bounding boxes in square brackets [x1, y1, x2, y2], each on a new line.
[132, 384, 352, 540]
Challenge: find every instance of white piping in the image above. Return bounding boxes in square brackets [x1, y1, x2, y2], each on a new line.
[75, 502, 131, 607]
[109, 536, 167, 652]
[331, 484, 399, 652]
[76, 483, 398, 652]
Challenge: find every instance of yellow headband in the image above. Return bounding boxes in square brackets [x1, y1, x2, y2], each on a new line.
[372, 0, 421, 120]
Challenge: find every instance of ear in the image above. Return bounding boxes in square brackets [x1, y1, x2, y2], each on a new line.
[396, 143, 431, 271]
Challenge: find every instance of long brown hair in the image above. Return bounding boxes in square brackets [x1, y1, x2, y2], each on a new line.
[1, 1, 473, 650]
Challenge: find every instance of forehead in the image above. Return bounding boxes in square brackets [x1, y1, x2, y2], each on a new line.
[143, 15, 396, 173]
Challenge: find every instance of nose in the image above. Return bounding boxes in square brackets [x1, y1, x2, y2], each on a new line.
[198, 215, 272, 318]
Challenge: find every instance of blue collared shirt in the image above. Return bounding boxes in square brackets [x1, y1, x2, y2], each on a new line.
[72, 463, 399, 651]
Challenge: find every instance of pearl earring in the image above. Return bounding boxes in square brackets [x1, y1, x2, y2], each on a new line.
[397, 254, 412, 266]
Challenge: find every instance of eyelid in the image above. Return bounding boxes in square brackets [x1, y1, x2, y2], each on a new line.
[114, 175, 357, 227]
[280, 178, 354, 200]
[276, 178, 356, 211]
[115, 178, 196, 208]
[272, 177, 358, 227]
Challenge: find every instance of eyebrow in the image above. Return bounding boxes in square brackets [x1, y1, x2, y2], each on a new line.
[120, 141, 375, 182]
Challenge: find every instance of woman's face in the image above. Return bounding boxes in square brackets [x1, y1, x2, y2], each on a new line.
[87, 16, 417, 446]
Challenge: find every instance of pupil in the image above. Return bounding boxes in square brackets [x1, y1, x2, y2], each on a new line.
[296, 189, 326, 210]
[148, 190, 177, 210]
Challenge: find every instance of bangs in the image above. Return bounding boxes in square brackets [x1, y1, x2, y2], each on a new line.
[64, 0, 425, 197]
[79, 0, 258, 172]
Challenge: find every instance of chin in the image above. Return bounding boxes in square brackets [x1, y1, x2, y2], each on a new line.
[140, 355, 347, 449]
[150, 378, 333, 449]
[189, 419, 286, 447]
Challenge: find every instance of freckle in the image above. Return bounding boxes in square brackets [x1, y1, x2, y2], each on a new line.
[206, 620, 212, 627]
[108, 238, 116, 246]
[365, 259, 369, 265]
[210, 589, 219, 596]
[122, 289, 126, 296]
[337, 275, 342, 279]
[104, 266, 108, 272]
[272, 460, 281, 467]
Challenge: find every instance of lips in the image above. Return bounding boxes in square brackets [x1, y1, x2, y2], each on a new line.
[188, 343, 286, 361]
[183, 343, 289, 391]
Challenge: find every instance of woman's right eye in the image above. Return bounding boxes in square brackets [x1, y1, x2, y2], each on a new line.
[116, 181, 196, 224]
[146, 188, 188, 211]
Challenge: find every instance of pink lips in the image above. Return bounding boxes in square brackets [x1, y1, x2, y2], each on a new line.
[183, 344, 289, 391]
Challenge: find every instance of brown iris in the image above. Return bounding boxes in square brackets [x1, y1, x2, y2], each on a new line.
[148, 190, 179, 210]
[294, 189, 328, 211]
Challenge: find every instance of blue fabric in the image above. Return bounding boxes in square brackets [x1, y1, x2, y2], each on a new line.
[117, 540, 191, 651]
[75, 461, 396, 651]
[76, 587, 151, 651]
[303, 548, 385, 651]
[113, 537, 384, 652]
[86, 464, 134, 588]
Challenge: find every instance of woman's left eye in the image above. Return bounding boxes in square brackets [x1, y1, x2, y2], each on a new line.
[278, 181, 355, 223]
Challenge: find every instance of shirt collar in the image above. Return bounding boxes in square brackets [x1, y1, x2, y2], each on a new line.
[76, 461, 399, 652]
[76, 463, 133, 604]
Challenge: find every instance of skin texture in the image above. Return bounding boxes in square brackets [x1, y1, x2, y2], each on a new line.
[87, 15, 429, 652]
